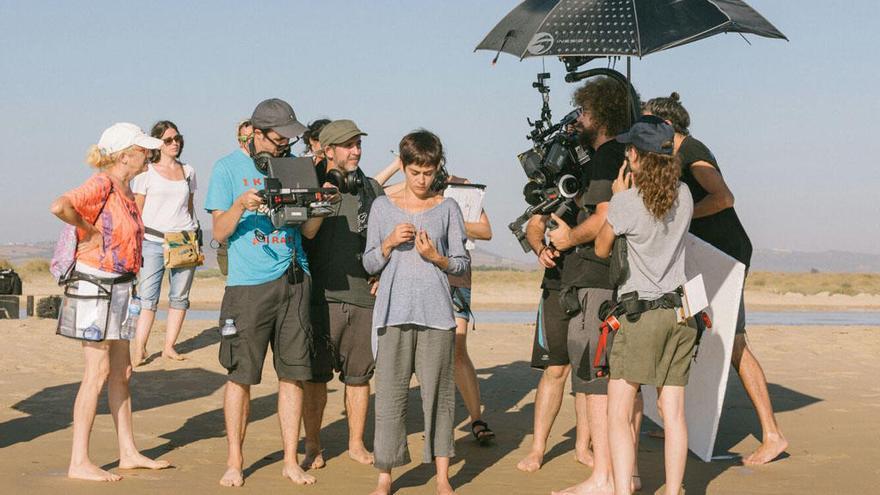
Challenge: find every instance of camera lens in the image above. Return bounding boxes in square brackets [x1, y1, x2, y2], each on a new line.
[557, 174, 580, 198]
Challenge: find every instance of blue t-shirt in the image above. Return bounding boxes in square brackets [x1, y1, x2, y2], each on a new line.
[205, 149, 309, 286]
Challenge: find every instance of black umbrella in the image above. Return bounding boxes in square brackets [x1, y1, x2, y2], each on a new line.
[476, 0, 787, 60]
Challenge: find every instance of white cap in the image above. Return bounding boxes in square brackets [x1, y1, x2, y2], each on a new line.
[97, 123, 163, 155]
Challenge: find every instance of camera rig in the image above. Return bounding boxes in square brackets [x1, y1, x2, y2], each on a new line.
[260, 156, 336, 228]
[508, 61, 641, 252]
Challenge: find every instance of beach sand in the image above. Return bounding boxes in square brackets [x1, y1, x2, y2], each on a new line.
[1, 316, 878, 494]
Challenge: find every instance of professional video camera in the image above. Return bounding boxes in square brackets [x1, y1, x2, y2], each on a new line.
[260, 156, 336, 228]
[508, 62, 642, 252]
[508, 72, 590, 252]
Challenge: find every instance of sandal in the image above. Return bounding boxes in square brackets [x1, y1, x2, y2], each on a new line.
[470, 420, 495, 446]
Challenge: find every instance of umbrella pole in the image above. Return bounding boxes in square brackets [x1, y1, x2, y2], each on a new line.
[626, 56, 633, 127]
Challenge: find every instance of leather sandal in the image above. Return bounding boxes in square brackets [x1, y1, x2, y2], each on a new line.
[470, 420, 495, 446]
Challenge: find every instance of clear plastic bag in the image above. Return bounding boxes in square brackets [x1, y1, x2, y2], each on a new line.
[56, 273, 129, 341]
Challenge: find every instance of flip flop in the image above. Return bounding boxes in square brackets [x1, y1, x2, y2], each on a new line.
[470, 420, 495, 446]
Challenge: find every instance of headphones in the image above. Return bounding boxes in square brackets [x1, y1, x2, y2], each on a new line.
[248, 129, 294, 174]
[430, 164, 450, 193]
[326, 168, 364, 194]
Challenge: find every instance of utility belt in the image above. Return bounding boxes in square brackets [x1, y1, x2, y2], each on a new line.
[593, 288, 713, 377]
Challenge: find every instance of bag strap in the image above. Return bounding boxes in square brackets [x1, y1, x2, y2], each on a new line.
[62, 271, 135, 300]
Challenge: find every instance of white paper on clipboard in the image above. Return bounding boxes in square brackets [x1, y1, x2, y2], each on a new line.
[443, 183, 485, 250]
[680, 274, 709, 319]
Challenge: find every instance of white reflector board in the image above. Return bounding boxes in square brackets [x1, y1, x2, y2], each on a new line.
[641, 234, 745, 462]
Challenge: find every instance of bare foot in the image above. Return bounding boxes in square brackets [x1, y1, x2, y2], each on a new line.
[281, 462, 316, 485]
[516, 450, 543, 473]
[551, 476, 614, 495]
[574, 446, 594, 468]
[162, 350, 186, 361]
[132, 347, 147, 367]
[348, 445, 375, 465]
[369, 476, 392, 495]
[302, 448, 326, 470]
[219, 467, 244, 487]
[632, 475, 642, 492]
[743, 433, 788, 465]
[68, 462, 122, 482]
[118, 452, 171, 470]
[437, 478, 456, 495]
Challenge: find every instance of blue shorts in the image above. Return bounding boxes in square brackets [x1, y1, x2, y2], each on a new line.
[137, 239, 196, 311]
[451, 286, 472, 322]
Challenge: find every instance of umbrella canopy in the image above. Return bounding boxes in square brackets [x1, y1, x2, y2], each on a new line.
[476, 0, 787, 60]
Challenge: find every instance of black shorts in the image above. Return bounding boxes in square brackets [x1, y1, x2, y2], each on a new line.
[218, 275, 313, 385]
[531, 288, 572, 369]
[310, 301, 375, 385]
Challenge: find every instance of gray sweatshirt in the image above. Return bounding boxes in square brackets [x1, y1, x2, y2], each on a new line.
[363, 196, 469, 339]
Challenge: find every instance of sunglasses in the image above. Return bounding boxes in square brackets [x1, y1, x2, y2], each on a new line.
[162, 135, 184, 145]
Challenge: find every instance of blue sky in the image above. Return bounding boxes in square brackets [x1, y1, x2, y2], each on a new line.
[1, 1, 878, 259]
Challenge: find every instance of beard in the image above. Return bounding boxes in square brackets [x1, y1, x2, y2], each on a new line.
[579, 123, 599, 150]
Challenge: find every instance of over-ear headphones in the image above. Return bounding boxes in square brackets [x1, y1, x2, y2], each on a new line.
[248, 140, 272, 174]
[326, 168, 363, 194]
[430, 165, 450, 193]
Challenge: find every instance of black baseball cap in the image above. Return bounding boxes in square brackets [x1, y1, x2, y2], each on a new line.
[251, 98, 307, 139]
[615, 115, 675, 155]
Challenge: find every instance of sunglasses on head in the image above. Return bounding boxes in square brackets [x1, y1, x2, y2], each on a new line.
[162, 135, 184, 145]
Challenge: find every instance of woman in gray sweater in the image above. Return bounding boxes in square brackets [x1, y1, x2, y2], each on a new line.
[363, 130, 468, 495]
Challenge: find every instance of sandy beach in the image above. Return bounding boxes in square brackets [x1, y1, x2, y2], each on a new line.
[1, 313, 878, 494]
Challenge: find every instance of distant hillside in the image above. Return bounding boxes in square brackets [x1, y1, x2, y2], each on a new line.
[751, 249, 880, 273]
[0, 237, 534, 272]
[3, 241, 877, 274]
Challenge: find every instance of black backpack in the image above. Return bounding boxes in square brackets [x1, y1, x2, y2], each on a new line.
[0, 269, 22, 295]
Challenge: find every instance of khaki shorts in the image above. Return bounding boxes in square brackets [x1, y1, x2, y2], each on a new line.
[310, 301, 375, 385]
[609, 308, 697, 387]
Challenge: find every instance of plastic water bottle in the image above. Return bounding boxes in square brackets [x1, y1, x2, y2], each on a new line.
[121, 296, 141, 340]
[82, 323, 103, 341]
[220, 318, 237, 337]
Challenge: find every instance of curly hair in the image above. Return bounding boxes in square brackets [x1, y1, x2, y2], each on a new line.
[643, 92, 690, 135]
[303, 118, 331, 151]
[573, 76, 639, 136]
[632, 148, 681, 220]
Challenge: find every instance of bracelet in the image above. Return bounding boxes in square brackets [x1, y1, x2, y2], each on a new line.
[538, 245, 548, 256]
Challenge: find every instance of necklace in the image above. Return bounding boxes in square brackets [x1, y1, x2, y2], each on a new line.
[405, 185, 434, 233]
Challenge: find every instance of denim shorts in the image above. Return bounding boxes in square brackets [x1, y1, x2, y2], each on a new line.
[137, 239, 195, 311]
[451, 286, 472, 321]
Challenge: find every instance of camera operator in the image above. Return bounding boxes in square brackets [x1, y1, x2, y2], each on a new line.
[516, 211, 594, 472]
[547, 76, 643, 494]
[644, 93, 787, 465]
[205, 98, 323, 487]
[301, 119, 383, 467]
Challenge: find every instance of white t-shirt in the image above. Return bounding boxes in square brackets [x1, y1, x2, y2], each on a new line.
[131, 164, 198, 242]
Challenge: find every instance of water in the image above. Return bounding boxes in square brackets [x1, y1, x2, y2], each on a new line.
[166, 309, 880, 327]
[17, 308, 880, 326]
